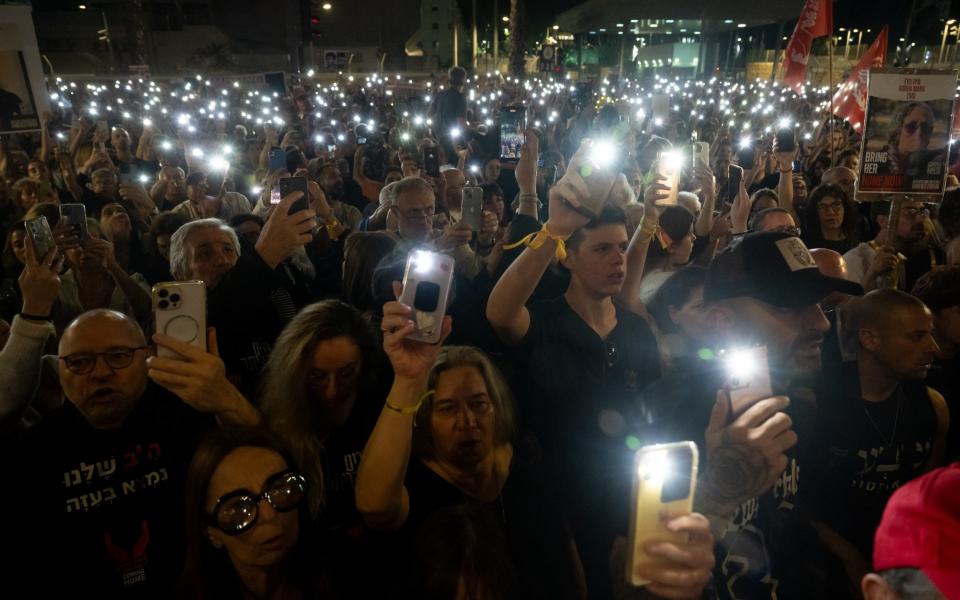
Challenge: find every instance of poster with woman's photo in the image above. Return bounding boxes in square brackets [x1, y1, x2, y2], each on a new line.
[0, 49, 40, 133]
[858, 70, 957, 196]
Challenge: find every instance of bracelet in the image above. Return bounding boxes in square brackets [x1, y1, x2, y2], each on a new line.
[19, 312, 52, 322]
[778, 169, 793, 174]
[502, 222, 570, 261]
[384, 390, 434, 416]
[518, 193, 542, 209]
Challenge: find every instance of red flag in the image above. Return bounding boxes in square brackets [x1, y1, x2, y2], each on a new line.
[782, 0, 833, 91]
[832, 27, 888, 131]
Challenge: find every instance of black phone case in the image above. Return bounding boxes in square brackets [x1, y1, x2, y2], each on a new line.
[278, 177, 310, 214]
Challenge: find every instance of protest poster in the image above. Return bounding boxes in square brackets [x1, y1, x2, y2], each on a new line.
[858, 69, 957, 196]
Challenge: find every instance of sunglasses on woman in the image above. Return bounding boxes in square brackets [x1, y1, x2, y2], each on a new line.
[903, 120, 933, 136]
[207, 470, 306, 535]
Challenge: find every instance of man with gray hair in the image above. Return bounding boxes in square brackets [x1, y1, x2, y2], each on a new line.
[171, 191, 318, 393]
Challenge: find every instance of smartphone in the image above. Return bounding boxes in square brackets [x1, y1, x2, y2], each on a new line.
[537, 158, 545, 167]
[96, 119, 108, 135]
[736, 143, 756, 168]
[656, 151, 681, 207]
[268, 146, 286, 172]
[461, 187, 483, 231]
[546, 165, 559, 188]
[278, 176, 310, 214]
[728, 164, 743, 193]
[327, 144, 337, 153]
[775, 128, 796, 153]
[399, 250, 455, 343]
[423, 147, 440, 177]
[60, 204, 88, 242]
[153, 281, 207, 359]
[792, 159, 803, 172]
[721, 346, 773, 416]
[26, 216, 56, 261]
[357, 136, 367, 145]
[693, 142, 710, 169]
[626, 441, 699, 587]
[499, 106, 526, 163]
[118, 170, 135, 186]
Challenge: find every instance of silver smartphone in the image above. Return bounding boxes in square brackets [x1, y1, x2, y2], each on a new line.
[626, 441, 699, 587]
[399, 250, 455, 343]
[461, 187, 484, 231]
[26, 216, 56, 261]
[152, 281, 207, 359]
[655, 150, 682, 206]
[60, 203, 88, 242]
[721, 346, 773, 416]
[693, 142, 710, 168]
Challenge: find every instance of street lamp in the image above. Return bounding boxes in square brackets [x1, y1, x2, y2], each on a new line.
[322, 2, 332, 10]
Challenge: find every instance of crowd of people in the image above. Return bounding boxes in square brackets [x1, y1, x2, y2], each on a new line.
[1, 64, 959, 599]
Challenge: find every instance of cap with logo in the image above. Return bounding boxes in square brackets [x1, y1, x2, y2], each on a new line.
[873, 463, 960, 599]
[704, 231, 863, 307]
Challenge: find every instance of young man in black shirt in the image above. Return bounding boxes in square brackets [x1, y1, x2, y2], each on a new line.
[4, 309, 259, 596]
[487, 141, 670, 597]
[912, 266, 960, 461]
[642, 231, 863, 600]
[810, 289, 949, 579]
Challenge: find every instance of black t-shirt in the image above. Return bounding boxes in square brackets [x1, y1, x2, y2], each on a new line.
[642, 360, 836, 600]
[926, 354, 960, 461]
[3, 386, 213, 597]
[512, 296, 660, 597]
[809, 361, 937, 559]
[397, 439, 581, 600]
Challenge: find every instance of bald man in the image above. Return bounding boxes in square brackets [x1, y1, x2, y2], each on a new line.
[5, 309, 258, 596]
[809, 290, 949, 582]
[822, 166, 858, 203]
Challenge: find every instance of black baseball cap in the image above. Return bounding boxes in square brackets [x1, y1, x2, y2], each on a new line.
[704, 231, 863, 307]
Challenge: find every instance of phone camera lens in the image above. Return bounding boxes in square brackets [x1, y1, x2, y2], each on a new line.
[158, 300, 169, 309]
[169, 293, 181, 303]
[158, 289, 168, 298]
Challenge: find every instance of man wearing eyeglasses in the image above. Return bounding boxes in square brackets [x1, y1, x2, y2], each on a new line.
[843, 199, 943, 292]
[876, 102, 947, 191]
[4, 309, 260, 596]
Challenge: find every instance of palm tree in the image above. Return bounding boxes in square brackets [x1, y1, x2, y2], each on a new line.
[508, 0, 525, 77]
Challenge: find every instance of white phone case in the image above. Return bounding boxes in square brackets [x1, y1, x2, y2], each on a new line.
[153, 281, 207, 359]
[399, 251, 455, 343]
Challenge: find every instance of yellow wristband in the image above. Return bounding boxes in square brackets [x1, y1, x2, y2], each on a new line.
[502, 223, 570, 261]
[384, 390, 434, 416]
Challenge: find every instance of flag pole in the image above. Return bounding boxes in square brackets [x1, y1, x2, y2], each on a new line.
[828, 33, 836, 163]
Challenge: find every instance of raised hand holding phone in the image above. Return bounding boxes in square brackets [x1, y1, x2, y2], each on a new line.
[382, 280, 453, 381]
[255, 190, 317, 269]
[19, 229, 63, 318]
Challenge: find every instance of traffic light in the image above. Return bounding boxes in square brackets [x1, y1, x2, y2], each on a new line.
[310, 16, 321, 38]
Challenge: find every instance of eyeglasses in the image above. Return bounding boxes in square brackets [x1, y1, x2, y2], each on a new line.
[768, 225, 802, 237]
[395, 205, 435, 220]
[816, 201, 844, 214]
[308, 362, 361, 391]
[902, 206, 931, 219]
[433, 397, 493, 418]
[903, 120, 933, 136]
[207, 470, 306, 535]
[59, 346, 147, 375]
[605, 341, 619, 369]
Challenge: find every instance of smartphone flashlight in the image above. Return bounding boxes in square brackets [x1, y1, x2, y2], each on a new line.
[412, 250, 436, 275]
[738, 138, 752, 150]
[450, 126, 461, 139]
[161, 140, 173, 152]
[639, 450, 670, 482]
[138, 174, 150, 184]
[778, 117, 792, 129]
[209, 157, 229, 172]
[589, 140, 617, 168]
[723, 348, 760, 385]
[660, 150, 684, 172]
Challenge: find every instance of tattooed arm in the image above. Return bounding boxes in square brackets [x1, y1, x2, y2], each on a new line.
[695, 391, 798, 532]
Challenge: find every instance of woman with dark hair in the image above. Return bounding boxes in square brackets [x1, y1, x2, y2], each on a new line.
[801, 183, 860, 254]
[639, 205, 697, 303]
[0, 221, 26, 321]
[646, 265, 711, 372]
[342, 232, 398, 317]
[99, 201, 147, 275]
[179, 427, 328, 599]
[143, 211, 189, 284]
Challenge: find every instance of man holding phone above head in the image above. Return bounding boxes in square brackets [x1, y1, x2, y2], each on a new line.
[641, 231, 863, 600]
[487, 138, 704, 597]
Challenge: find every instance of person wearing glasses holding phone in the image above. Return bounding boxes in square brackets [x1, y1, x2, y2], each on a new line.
[179, 427, 328, 598]
[2, 308, 260, 597]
